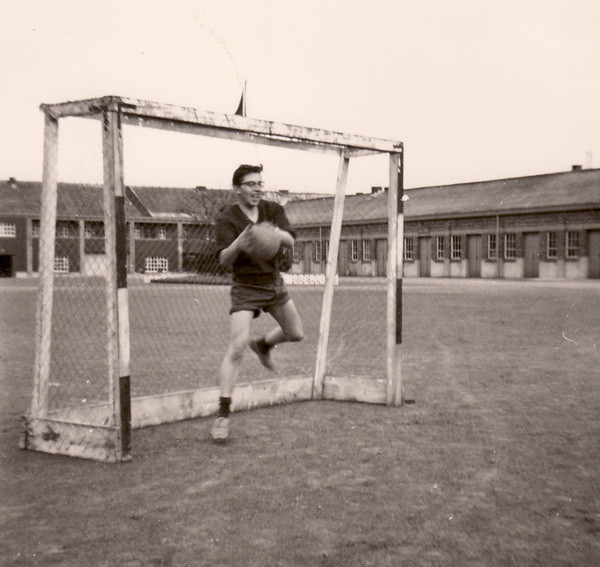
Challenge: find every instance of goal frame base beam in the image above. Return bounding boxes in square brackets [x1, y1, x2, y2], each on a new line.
[20, 417, 126, 463]
[21, 375, 393, 461]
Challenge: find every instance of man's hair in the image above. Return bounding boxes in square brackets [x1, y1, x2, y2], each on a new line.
[232, 164, 263, 186]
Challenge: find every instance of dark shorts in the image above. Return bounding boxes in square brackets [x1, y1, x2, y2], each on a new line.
[230, 277, 291, 318]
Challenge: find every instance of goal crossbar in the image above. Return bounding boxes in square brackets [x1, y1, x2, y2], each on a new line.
[40, 96, 402, 157]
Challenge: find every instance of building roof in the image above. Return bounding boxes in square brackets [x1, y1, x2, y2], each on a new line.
[0, 179, 328, 222]
[1, 169, 598, 225]
[0, 180, 142, 219]
[123, 186, 325, 221]
[126, 186, 223, 221]
[286, 169, 600, 226]
[0, 180, 42, 216]
[404, 168, 600, 219]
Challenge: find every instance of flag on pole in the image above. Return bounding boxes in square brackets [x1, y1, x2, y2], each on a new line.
[235, 81, 247, 116]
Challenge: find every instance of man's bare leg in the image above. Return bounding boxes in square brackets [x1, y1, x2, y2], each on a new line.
[250, 300, 304, 370]
[212, 310, 254, 443]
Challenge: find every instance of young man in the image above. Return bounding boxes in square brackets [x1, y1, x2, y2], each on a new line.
[211, 164, 304, 443]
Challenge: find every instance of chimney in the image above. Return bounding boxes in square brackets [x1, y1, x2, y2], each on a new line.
[371, 186, 383, 194]
[8, 177, 17, 189]
[277, 189, 290, 205]
[571, 165, 582, 171]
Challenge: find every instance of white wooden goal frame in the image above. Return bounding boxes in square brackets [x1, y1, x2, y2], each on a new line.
[22, 96, 405, 462]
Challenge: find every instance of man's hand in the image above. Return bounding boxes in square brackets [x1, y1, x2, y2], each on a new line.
[219, 224, 253, 267]
[234, 224, 253, 251]
[272, 226, 294, 248]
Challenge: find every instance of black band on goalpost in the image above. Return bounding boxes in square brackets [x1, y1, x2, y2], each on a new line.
[115, 195, 131, 456]
[396, 150, 404, 347]
[115, 196, 128, 289]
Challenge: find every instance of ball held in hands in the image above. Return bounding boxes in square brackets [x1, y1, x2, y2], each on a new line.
[240, 222, 284, 261]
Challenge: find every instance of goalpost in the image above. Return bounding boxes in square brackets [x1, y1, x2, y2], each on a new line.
[21, 96, 405, 462]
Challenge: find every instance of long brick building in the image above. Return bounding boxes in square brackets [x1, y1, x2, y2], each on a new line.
[1, 167, 599, 280]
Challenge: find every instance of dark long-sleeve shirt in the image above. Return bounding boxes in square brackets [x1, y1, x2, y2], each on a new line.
[215, 200, 295, 284]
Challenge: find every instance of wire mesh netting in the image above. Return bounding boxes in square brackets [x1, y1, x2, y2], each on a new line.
[31, 114, 392, 448]
[46, 275, 111, 424]
[125, 197, 333, 396]
[31, 117, 109, 427]
[122, 176, 390, 395]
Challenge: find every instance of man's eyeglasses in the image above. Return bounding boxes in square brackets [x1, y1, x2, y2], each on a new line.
[239, 181, 265, 188]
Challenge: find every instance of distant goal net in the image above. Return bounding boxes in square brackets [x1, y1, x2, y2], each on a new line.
[22, 96, 405, 462]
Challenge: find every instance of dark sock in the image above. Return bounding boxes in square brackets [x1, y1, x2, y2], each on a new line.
[218, 397, 231, 418]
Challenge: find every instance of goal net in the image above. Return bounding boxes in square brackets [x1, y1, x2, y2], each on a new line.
[22, 96, 405, 461]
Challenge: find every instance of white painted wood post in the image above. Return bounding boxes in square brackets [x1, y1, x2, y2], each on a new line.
[102, 109, 131, 459]
[387, 151, 404, 406]
[313, 152, 350, 398]
[32, 113, 59, 417]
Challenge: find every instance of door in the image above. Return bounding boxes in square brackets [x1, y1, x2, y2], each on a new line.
[0, 255, 13, 277]
[418, 237, 431, 277]
[589, 230, 600, 279]
[337, 241, 349, 276]
[523, 232, 540, 278]
[376, 238, 387, 276]
[302, 242, 312, 273]
[467, 235, 481, 278]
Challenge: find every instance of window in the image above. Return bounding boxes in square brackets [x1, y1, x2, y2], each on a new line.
[451, 235, 462, 260]
[157, 226, 168, 240]
[84, 221, 104, 238]
[133, 226, 141, 239]
[84, 221, 106, 254]
[141, 225, 156, 239]
[504, 233, 516, 259]
[566, 231, 579, 258]
[32, 221, 40, 237]
[546, 232, 558, 259]
[314, 240, 330, 263]
[436, 236, 445, 260]
[145, 256, 169, 273]
[362, 240, 372, 262]
[292, 242, 300, 263]
[0, 222, 16, 237]
[84, 239, 105, 255]
[54, 256, 69, 273]
[56, 221, 77, 238]
[313, 241, 323, 263]
[403, 237, 414, 261]
[350, 239, 359, 262]
[487, 234, 497, 260]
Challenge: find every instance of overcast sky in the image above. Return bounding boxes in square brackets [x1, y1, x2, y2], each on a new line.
[1, 0, 599, 194]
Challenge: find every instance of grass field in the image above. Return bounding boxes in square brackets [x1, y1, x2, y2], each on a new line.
[1, 277, 599, 566]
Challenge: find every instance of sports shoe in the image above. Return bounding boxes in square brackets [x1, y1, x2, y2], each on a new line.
[211, 417, 230, 444]
[249, 338, 274, 371]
